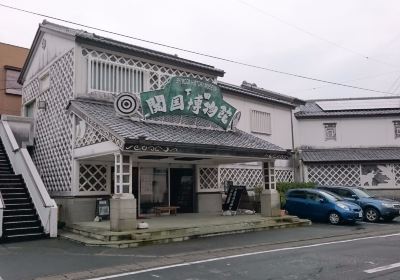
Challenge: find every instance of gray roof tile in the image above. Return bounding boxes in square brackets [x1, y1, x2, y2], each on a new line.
[301, 147, 400, 162]
[70, 99, 287, 157]
[296, 101, 400, 118]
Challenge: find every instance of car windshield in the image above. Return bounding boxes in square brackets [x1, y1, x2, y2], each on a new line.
[318, 190, 343, 202]
[352, 188, 371, 198]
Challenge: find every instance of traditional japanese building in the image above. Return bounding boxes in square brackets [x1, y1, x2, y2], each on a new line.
[7, 20, 305, 232]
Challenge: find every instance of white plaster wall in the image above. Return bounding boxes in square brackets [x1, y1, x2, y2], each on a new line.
[295, 116, 400, 148]
[24, 31, 74, 83]
[223, 93, 294, 150]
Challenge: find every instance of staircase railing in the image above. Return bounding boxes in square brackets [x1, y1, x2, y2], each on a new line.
[0, 191, 3, 238]
[0, 119, 57, 237]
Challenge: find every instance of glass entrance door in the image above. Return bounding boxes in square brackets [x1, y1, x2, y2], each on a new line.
[170, 168, 194, 213]
[139, 167, 168, 214]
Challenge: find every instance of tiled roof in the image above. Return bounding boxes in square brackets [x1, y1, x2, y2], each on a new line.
[42, 20, 225, 77]
[69, 99, 288, 158]
[218, 81, 305, 108]
[301, 147, 400, 163]
[295, 101, 400, 119]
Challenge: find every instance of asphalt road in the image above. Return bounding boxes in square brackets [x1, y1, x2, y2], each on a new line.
[1, 220, 400, 280]
[106, 232, 400, 280]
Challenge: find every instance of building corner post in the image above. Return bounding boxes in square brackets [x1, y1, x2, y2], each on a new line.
[260, 161, 281, 217]
[110, 152, 137, 231]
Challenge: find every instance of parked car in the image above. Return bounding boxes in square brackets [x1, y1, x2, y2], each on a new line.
[284, 188, 363, 225]
[317, 186, 400, 222]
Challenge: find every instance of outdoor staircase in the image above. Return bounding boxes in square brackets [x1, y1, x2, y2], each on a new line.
[0, 140, 47, 243]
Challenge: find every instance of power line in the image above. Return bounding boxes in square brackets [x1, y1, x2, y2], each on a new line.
[0, 2, 397, 95]
[237, 0, 400, 69]
[289, 70, 400, 96]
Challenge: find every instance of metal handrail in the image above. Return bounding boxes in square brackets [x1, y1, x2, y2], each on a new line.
[0, 191, 4, 209]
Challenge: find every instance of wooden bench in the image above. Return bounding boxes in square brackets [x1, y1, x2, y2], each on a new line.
[154, 206, 180, 216]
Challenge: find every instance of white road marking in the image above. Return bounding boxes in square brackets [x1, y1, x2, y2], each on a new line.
[364, 262, 400, 274]
[84, 232, 400, 280]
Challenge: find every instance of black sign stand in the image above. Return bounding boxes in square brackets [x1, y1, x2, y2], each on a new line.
[222, 185, 247, 212]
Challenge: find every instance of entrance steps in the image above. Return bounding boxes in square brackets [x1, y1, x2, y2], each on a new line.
[61, 215, 311, 248]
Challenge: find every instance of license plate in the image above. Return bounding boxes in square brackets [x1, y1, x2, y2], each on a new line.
[359, 212, 363, 218]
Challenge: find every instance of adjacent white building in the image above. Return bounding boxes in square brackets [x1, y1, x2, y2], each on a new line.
[294, 97, 400, 197]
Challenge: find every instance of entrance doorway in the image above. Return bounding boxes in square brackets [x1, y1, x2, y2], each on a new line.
[170, 168, 194, 213]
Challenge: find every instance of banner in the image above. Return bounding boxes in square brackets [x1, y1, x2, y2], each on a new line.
[140, 77, 239, 130]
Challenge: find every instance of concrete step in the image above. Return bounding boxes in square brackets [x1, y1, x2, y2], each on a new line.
[63, 216, 311, 247]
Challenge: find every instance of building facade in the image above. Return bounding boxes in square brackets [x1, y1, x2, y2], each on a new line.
[17, 21, 300, 226]
[294, 97, 400, 198]
[0, 42, 29, 116]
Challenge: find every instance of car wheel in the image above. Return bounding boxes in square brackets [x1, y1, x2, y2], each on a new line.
[328, 212, 341, 225]
[364, 207, 380, 223]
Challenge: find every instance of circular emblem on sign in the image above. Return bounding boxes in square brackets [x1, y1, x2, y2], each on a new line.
[114, 93, 139, 116]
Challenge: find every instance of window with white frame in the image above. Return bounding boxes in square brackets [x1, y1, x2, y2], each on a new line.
[394, 121, 400, 138]
[5, 66, 22, 95]
[250, 110, 271, 134]
[88, 58, 147, 94]
[324, 123, 336, 140]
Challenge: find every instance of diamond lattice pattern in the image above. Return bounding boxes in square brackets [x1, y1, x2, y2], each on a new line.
[199, 167, 219, 191]
[219, 168, 263, 189]
[79, 164, 108, 192]
[22, 50, 74, 193]
[75, 119, 107, 148]
[393, 164, 400, 185]
[275, 169, 294, 183]
[306, 164, 360, 186]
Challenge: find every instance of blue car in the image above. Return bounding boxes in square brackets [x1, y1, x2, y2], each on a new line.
[285, 188, 363, 225]
[318, 186, 400, 222]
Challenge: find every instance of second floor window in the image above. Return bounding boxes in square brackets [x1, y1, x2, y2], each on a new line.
[324, 123, 336, 141]
[394, 121, 400, 138]
[88, 58, 147, 94]
[250, 110, 271, 134]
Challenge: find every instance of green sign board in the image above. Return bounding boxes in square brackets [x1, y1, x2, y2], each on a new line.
[140, 77, 239, 130]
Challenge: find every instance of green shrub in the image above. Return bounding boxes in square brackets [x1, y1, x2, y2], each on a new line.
[277, 182, 316, 207]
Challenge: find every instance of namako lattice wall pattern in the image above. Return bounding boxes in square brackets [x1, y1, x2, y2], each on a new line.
[219, 167, 263, 189]
[74, 117, 107, 148]
[306, 164, 361, 187]
[275, 168, 294, 183]
[22, 50, 74, 193]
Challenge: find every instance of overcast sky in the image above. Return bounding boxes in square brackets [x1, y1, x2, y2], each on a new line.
[1, 0, 400, 100]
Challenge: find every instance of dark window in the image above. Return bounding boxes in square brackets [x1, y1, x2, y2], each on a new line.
[288, 190, 306, 199]
[336, 188, 354, 198]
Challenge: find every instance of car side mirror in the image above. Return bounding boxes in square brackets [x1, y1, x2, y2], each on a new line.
[319, 198, 325, 203]
[351, 194, 358, 200]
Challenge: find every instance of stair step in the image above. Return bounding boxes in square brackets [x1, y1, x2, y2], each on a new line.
[0, 188, 28, 194]
[4, 220, 42, 228]
[3, 196, 31, 201]
[4, 226, 44, 235]
[3, 214, 38, 222]
[1, 193, 29, 198]
[2, 232, 48, 243]
[3, 209, 36, 216]
[3, 202, 33, 209]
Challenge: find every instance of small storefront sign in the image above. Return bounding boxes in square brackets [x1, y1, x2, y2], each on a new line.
[95, 198, 110, 220]
[140, 77, 240, 130]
